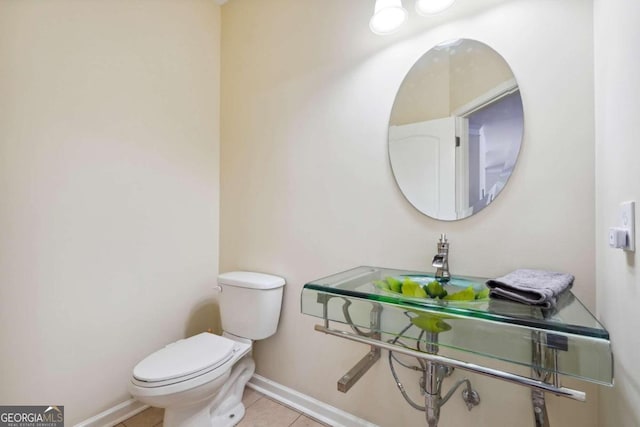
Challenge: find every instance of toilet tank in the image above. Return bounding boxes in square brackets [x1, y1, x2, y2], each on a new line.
[217, 271, 285, 340]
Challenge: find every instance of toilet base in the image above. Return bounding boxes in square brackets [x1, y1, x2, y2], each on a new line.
[163, 356, 255, 427]
[210, 402, 245, 427]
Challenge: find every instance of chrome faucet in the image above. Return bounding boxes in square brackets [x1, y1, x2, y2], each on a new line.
[432, 234, 450, 282]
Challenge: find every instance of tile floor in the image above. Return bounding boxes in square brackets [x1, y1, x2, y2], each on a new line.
[118, 388, 328, 427]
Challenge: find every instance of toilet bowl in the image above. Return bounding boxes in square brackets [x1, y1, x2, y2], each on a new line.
[129, 332, 253, 427]
[129, 271, 285, 427]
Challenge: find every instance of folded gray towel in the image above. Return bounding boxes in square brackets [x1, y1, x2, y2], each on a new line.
[486, 269, 574, 309]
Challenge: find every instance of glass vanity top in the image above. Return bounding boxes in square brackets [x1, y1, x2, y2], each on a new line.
[303, 266, 608, 338]
[301, 266, 613, 385]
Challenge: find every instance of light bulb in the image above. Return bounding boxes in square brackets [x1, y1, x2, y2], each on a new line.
[415, 0, 456, 15]
[369, 0, 408, 35]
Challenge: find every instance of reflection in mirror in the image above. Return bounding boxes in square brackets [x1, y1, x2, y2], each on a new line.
[388, 39, 524, 221]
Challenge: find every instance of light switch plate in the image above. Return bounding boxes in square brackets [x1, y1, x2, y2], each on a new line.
[620, 201, 635, 252]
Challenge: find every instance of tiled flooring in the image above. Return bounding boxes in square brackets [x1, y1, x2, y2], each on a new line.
[118, 388, 328, 427]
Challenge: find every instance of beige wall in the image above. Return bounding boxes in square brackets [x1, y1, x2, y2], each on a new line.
[221, 0, 597, 426]
[594, 0, 640, 426]
[0, 1, 221, 424]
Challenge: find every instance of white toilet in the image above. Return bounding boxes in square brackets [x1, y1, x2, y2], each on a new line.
[129, 271, 286, 427]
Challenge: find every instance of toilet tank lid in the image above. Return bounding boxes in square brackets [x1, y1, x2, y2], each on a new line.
[218, 271, 285, 290]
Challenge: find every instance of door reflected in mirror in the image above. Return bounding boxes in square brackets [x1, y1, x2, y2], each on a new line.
[389, 39, 524, 221]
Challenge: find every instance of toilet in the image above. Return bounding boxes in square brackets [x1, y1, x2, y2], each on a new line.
[129, 271, 286, 427]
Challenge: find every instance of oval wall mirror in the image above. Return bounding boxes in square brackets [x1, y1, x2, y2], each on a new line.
[388, 39, 524, 221]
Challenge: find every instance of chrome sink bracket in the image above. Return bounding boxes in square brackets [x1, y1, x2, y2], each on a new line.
[314, 324, 586, 401]
[531, 331, 565, 427]
[317, 292, 331, 329]
[316, 293, 382, 393]
[337, 299, 382, 393]
[337, 346, 381, 393]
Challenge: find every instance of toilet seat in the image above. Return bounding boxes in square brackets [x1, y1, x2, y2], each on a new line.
[132, 333, 239, 388]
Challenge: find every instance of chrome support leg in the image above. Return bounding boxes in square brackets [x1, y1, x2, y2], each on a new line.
[532, 389, 550, 427]
[328, 298, 382, 393]
[338, 347, 380, 392]
[531, 331, 563, 427]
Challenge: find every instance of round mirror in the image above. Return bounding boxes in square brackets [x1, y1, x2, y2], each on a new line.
[388, 39, 524, 221]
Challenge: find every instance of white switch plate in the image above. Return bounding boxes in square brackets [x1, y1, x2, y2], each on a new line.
[620, 201, 635, 252]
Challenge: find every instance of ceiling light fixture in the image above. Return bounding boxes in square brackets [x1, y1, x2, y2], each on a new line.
[369, 0, 408, 35]
[415, 0, 456, 15]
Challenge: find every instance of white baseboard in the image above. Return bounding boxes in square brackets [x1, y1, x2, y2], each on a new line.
[247, 374, 378, 427]
[74, 398, 148, 427]
[75, 375, 375, 427]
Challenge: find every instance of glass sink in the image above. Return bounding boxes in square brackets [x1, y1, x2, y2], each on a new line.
[301, 266, 613, 386]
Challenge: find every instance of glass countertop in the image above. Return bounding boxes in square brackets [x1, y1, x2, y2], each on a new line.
[301, 266, 613, 385]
